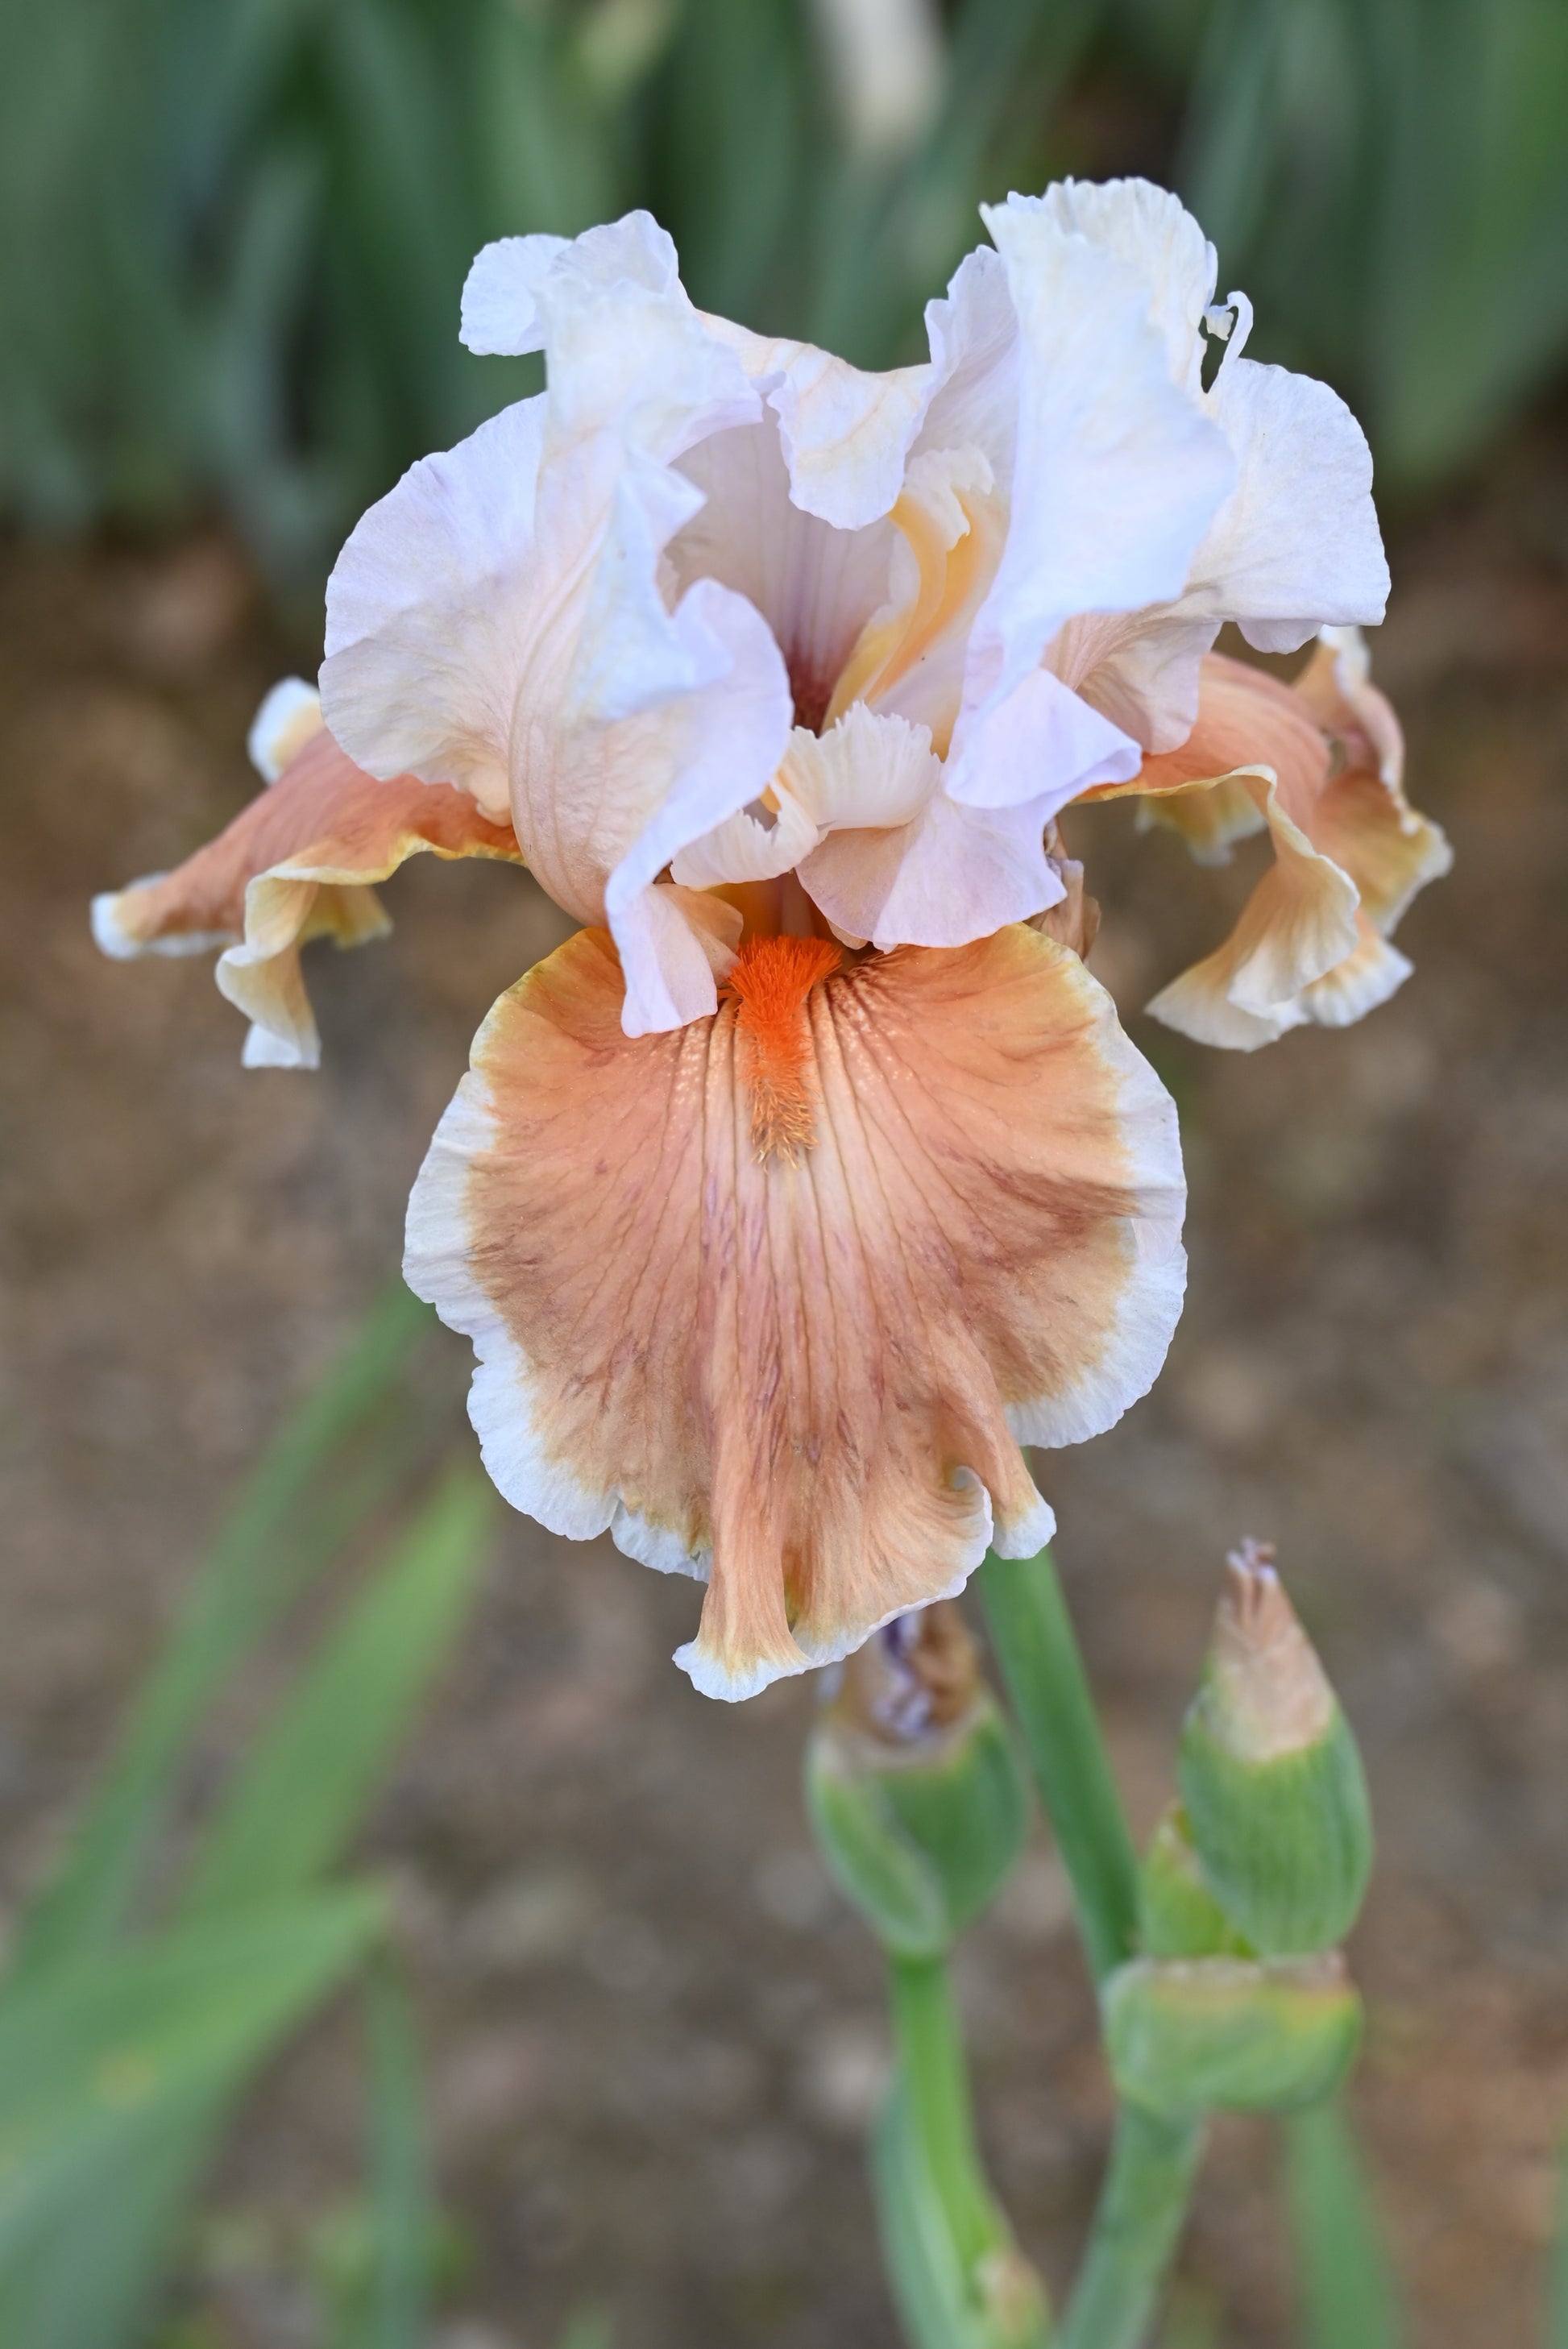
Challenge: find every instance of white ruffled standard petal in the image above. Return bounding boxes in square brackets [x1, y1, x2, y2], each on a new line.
[1201, 355, 1391, 658]
[802, 789, 1076, 952]
[1027, 185, 1389, 753]
[1032, 176, 1218, 394]
[461, 214, 759, 460]
[324, 260, 796, 1032]
[669, 417, 898, 733]
[700, 314, 935, 530]
[969, 193, 1235, 713]
[321, 400, 548, 822]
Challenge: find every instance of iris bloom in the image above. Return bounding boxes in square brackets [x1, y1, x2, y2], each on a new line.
[95, 181, 1443, 1698]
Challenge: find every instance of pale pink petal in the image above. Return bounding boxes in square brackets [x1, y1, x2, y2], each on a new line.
[700, 313, 934, 529]
[799, 779, 1069, 949]
[917, 244, 1019, 488]
[945, 662, 1141, 814]
[1204, 357, 1390, 658]
[670, 703, 935, 892]
[323, 402, 793, 1036]
[668, 416, 897, 732]
[969, 193, 1234, 710]
[463, 215, 759, 459]
[321, 400, 549, 822]
[1032, 176, 1217, 393]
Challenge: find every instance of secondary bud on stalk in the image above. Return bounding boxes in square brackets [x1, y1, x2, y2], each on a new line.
[806, 1604, 1029, 1958]
[1139, 1805, 1248, 1960]
[1103, 1952, 1363, 2119]
[1178, 1542, 1372, 1956]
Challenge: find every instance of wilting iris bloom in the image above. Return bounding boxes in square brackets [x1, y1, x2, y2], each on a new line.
[95, 181, 1446, 1698]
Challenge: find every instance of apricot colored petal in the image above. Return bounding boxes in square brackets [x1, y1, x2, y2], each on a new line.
[1145, 771, 1360, 1051]
[1085, 652, 1331, 824]
[406, 924, 1185, 1699]
[93, 728, 520, 1067]
[1293, 626, 1402, 786]
[1296, 911, 1413, 1028]
[1136, 774, 1267, 866]
[1293, 629, 1452, 933]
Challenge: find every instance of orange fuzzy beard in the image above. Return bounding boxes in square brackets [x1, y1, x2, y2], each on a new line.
[725, 935, 844, 1162]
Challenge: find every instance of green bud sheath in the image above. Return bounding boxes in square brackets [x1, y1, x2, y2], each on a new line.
[1103, 1953, 1363, 2119]
[807, 1605, 1030, 1957]
[1178, 1546, 1372, 1956]
[1139, 1806, 1251, 1959]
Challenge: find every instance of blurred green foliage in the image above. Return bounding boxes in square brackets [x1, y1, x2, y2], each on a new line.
[0, 1288, 492, 2349]
[2, 0, 1565, 598]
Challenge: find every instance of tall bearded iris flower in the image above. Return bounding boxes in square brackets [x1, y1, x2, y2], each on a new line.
[95, 181, 1436, 1699]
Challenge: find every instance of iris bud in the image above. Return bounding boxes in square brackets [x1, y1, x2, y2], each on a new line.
[806, 1604, 1030, 1959]
[1178, 1542, 1372, 1956]
[1103, 1952, 1363, 2118]
[1138, 1804, 1249, 1960]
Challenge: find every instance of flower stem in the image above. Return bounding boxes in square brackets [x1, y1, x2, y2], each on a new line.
[886, 1951, 1005, 2275]
[977, 1548, 1141, 1986]
[978, 1546, 1203, 2340]
[1055, 2105, 1205, 2349]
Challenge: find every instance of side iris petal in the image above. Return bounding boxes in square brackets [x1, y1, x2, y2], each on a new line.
[93, 724, 521, 1068]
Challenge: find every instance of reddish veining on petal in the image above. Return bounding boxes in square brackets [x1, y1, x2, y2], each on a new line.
[409, 924, 1188, 1699]
[724, 934, 843, 1162]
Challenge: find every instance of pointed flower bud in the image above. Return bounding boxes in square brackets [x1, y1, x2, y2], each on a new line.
[807, 1604, 1030, 1958]
[1103, 1951, 1363, 2119]
[1178, 1542, 1372, 1956]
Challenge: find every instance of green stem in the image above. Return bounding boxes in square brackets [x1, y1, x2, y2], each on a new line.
[979, 1546, 1202, 2339]
[1056, 2106, 1205, 2349]
[977, 1548, 1141, 1985]
[886, 1952, 1005, 2276]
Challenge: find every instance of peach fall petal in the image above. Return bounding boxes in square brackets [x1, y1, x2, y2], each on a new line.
[93, 724, 520, 1067]
[406, 924, 1185, 1699]
[1093, 645, 1448, 1049]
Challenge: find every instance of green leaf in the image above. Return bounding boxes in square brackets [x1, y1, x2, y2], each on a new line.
[557, 2310, 615, 2349]
[1284, 2101, 1403, 2349]
[0, 1891, 383, 2268]
[1549, 2123, 1568, 2349]
[356, 1957, 431, 2349]
[180, 1471, 492, 1919]
[0, 2082, 217, 2349]
[9, 1283, 430, 1984]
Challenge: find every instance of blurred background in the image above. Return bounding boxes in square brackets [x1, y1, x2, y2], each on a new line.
[2, 0, 1567, 2344]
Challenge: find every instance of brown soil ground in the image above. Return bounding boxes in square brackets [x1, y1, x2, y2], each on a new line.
[2, 419, 1567, 2349]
